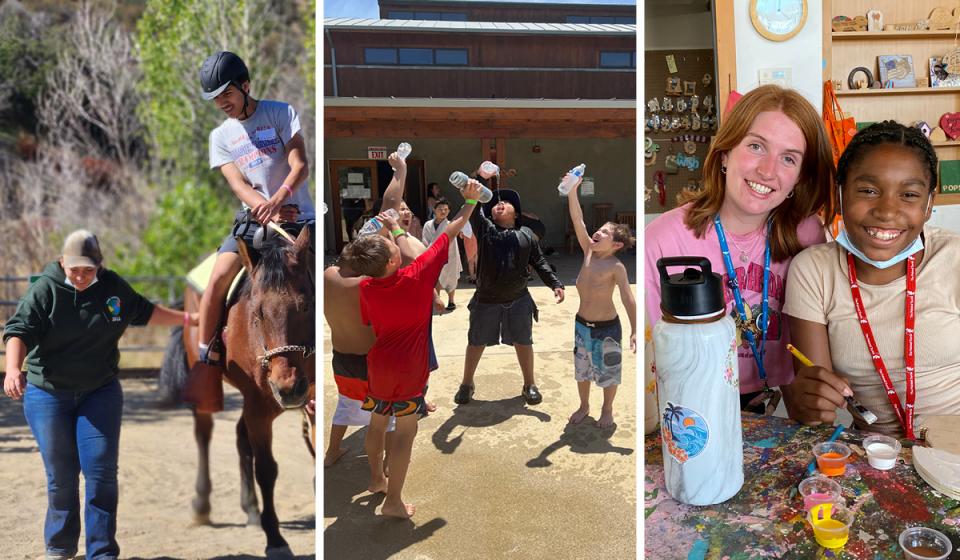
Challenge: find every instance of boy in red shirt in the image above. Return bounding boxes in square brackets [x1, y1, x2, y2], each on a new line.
[341, 180, 481, 518]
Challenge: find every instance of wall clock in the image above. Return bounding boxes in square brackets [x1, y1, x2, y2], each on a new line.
[750, 0, 808, 42]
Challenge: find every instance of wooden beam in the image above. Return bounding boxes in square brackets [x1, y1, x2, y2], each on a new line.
[325, 106, 635, 138]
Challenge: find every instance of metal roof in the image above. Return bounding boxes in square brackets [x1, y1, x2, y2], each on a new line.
[379, 0, 635, 9]
[324, 97, 636, 109]
[323, 18, 635, 35]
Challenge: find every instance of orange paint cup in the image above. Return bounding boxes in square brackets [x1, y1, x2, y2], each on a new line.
[812, 442, 852, 477]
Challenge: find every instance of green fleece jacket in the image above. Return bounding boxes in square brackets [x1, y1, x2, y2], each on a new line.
[3, 261, 155, 391]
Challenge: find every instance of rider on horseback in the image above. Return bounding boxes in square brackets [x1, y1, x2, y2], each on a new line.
[184, 51, 316, 412]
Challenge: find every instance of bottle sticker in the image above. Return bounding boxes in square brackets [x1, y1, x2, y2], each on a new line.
[661, 402, 709, 464]
[725, 338, 739, 389]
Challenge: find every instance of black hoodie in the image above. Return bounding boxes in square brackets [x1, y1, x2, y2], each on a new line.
[3, 261, 155, 391]
[468, 203, 563, 304]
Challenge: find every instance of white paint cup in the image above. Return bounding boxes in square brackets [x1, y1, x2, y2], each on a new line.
[863, 434, 901, 471]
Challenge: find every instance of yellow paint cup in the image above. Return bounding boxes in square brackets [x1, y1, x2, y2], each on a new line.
[808, 502, 853, 549]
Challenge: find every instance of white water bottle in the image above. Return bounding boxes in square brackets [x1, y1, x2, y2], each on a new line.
[358, 208, 399, 237]
[557, 163, 587, 195]
[397, 142, 412, 160]
[653, 256, 743, 506]
[479, 161, 500, 179]
[449, 171, 493, 204]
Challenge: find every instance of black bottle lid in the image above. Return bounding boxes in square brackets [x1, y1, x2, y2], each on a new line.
[657, 256, 725, 318]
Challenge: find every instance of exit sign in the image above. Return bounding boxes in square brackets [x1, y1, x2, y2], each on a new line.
[367, 146, 387, 159]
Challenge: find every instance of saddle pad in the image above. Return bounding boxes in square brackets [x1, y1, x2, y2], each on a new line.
[185, 252, 246, 300]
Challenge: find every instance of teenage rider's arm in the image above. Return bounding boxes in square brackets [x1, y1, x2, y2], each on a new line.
[251, 133, 309, 224]
[219, 163, 276, 225]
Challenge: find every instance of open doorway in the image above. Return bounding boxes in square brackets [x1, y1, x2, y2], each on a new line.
[327, 158, 425, 252]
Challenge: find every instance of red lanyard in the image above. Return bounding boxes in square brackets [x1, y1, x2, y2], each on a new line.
[846, 253, 916, 440]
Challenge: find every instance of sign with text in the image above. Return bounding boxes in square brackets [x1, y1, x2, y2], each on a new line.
[367, 146, 387, 159]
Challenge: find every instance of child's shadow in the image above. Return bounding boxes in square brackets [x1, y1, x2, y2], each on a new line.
[526, 420, 633, 468]
[323, 428, 377, 519]
[431, 396, 551, 454]
[323, 490, 447, 560]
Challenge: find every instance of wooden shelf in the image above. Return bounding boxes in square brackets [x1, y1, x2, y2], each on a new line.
[935, 193, 960, 205]
[832, 30, 960, 40]
[836, 86, 960, 96]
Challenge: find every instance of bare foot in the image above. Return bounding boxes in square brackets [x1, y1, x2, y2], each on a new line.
[367, 476, 388, 494]
[596, 409, 615, 428]
[323, 447, 347, 467]
[426, 400, 437, 413]
[381, 500, 416, 518]
[569, 406, 590, 424]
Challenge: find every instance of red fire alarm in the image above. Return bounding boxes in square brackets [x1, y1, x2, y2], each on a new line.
[532, 144, 541, 153]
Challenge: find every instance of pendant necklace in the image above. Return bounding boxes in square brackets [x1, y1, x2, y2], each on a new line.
[726, 228, 765, 264]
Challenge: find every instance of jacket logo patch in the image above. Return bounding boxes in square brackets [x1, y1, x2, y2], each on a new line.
[106, 296, 122, 322]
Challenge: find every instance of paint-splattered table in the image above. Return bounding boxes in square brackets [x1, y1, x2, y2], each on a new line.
[644, 413, 960, 559]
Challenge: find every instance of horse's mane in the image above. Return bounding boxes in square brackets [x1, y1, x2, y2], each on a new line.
[240, 244, 298, 298]
[260, 244, 294, 290]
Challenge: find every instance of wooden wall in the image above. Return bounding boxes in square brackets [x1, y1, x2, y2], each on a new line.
[324, 30, 635, 99]
[378, 1, 636, 23]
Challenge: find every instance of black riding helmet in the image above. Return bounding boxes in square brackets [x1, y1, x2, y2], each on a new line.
[199, 51, 249, 100]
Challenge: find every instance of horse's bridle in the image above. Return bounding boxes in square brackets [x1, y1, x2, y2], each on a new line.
[258, 344, 315, 371]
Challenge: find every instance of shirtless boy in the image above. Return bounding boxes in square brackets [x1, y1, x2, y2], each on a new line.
[340, 180, 481, 518]
[322, 151, 410, 466]
[565, 175, 636, 428]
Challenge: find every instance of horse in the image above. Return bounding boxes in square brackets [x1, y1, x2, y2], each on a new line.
[175, 225, 316, 557]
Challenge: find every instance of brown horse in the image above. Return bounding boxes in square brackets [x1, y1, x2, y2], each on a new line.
[182, 225, 315, 558]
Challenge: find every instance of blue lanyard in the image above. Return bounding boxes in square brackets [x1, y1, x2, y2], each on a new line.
[713, 215, 771, 388]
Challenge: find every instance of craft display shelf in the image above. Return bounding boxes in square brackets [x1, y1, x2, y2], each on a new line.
[836, 86, 960, 96]
[826, 0, 960, 204]
[833, 30, 960, 40]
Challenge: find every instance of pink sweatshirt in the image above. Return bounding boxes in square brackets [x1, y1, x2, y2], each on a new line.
[645, 204, 825, 393]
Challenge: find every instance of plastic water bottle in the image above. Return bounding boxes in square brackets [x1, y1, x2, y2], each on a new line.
[449, 171, 493, 204]
[557, 163, 587, 195]
[358, 208, 399, 237]
[397, 142, 412, 160]
[653, 257, 743, 506]
[479, 161, 500, 179]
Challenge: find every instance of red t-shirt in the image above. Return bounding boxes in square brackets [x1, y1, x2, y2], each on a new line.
[360, 234, 450, 401]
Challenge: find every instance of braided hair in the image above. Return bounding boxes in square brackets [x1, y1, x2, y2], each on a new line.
[837, 120, 939, 192]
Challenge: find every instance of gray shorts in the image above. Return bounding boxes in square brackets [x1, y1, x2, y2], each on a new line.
[467, 292, 538, 346]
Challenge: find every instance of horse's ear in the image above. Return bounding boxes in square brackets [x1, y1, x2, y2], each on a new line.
[294, 225, 311, 258]
[237, 237, 256, 274]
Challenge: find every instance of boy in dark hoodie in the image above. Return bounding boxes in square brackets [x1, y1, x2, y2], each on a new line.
[3, 230, 193, 560]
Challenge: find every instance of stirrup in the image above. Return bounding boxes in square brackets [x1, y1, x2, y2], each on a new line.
[200, 333, 225, 367]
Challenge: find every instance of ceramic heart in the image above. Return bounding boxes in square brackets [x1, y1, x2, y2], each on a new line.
[940, 113, 960, 140]
[931, 127, 948, 143]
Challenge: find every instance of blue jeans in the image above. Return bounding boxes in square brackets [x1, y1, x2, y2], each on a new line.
[23, 378, 123, 559]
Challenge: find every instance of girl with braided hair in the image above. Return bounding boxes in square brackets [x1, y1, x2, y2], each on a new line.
[783, 121, 960, 437]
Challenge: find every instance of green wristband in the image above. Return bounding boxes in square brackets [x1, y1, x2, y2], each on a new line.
[391, 228, 405, 236]
[464, 199, 479, 205]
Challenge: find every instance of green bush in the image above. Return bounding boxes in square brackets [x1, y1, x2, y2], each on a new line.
[114, 177, 236, 300]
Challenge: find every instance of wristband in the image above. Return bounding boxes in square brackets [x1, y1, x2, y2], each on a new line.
[280, 184, 294, 197]
[391, 228, 405, 237]
[464, 198, 478, 205]
[183, 312, 190, 326]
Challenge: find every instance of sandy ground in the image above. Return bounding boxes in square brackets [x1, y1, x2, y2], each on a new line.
[322, 286, 638, 560]
[0, 378, 315, 560]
